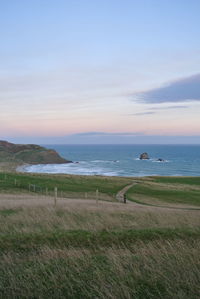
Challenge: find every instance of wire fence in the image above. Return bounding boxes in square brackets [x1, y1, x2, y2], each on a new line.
[0, 174, 116, 204]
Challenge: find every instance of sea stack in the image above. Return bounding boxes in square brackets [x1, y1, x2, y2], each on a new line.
[157, 158, 165, 162]
[139, 152, 149, 160]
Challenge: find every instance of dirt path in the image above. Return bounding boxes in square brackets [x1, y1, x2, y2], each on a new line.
[116, 182, 136, 203]
[0, 184, 199, 212]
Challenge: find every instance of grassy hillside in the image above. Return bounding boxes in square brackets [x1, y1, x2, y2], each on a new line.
[0, 172, 132, 197]
[127, 176, 200, 207]
[0, 174, 199, 298]
[0, 140, 70, 165]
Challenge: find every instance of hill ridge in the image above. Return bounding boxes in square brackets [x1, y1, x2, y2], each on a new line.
[0, 140, 72, 165]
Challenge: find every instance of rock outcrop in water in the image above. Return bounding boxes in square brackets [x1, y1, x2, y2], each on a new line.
[157, 158, 165, 162]
[139, 152, 150, 160]
[0, 140, 72, 165]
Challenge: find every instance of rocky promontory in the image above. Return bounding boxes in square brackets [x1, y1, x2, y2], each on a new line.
[0, 140, 72, 166]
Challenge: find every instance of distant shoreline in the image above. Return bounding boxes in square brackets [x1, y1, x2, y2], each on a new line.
[0, 162, 22, 173]
[1, 161, 200, 179]
[0, 162, 198, 179]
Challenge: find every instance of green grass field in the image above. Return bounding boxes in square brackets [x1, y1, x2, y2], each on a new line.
[0, 173, 199, 298]
[153, 176, 200, 185]
[127, 176, 200, 207]
[0, 172, 132, 197]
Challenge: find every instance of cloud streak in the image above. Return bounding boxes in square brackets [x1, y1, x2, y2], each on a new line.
[130, 112, 156, 116]
[129, 105, 189, 116]
[148, 105, 189, 110]
[136, 74, 200, 103]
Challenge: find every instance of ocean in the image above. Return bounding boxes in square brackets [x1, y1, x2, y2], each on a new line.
[22, 144, 200, 177]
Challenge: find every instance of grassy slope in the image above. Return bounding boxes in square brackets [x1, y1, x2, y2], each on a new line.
[127, 184, 200, 206]
[153, 176, 200, 185]
[127, 176, 200, 207]
[0, 141, 69, 164]
[14, 149, 46, 162]
[0, 172, 132, 196]
[0, 174, 200, 298]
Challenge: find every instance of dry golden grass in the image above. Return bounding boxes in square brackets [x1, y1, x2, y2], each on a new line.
[0, 162, 19, 172]
[0, 193, 199, 234]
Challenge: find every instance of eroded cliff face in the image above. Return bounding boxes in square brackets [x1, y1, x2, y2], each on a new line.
[0, 141, 72, 164]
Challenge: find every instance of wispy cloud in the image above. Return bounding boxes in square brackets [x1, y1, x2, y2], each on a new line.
[149, 105, 189, 110]
[129, 105, 189, 116]
[130, 111, 156, 116]
[136, 74, 200, 103]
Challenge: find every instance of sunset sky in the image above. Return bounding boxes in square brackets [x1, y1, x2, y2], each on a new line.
[1, 0, 200, 144]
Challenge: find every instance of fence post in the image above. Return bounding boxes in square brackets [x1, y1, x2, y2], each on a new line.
[85, 192, 88, 199]
[96, 189, 99, 204]
[33, 185, 36, 192]
[14, 179, 17, 186]
[28, 184, 31, 192]
[46, 187, 48, 196]
[54, 187, 57, 207]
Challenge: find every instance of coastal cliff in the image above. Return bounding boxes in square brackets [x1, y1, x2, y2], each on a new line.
[0, 140, 72, 165]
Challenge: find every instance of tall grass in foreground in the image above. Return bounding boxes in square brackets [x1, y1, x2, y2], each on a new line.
[0, 202, 200, 234]
[0, 240, 199, 298]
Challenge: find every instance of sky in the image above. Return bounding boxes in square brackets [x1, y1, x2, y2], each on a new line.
[0, 0, 200, 144]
